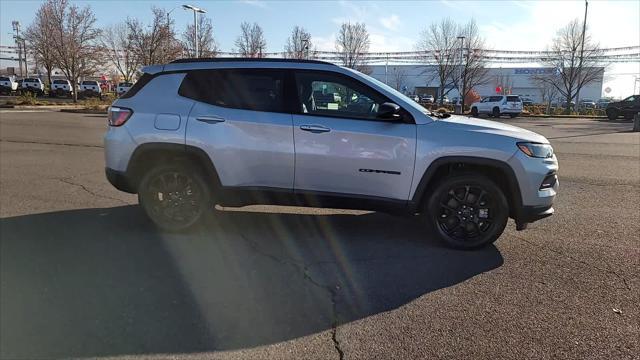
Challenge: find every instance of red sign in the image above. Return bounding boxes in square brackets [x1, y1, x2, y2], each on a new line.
[495, 86, 502, 93]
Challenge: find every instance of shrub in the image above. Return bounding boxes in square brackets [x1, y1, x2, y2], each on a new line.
[17, 92, 37, 105]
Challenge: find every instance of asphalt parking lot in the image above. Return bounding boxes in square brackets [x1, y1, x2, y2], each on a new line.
[0, 110, 638, 360]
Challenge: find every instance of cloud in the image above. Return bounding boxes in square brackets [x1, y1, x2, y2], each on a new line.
[380, 14, 400, 31]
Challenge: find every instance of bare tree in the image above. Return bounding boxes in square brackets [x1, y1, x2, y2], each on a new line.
[416, 18, 459, 105]
[126, 7, 182, 66]
[101, 23, 138, 82]
[391, 66, 407, 91]
[493, 72, 514, 95]
[235, 22, 267, 58]
[48, 0, 102, 102]
[532, 19, 604, 113]
[455, 19, 490, 111]
[284, 26, 311, 59]
[182, 14, 218, 58]
[335, 22, 370, 73]
[24, 0, 57, 89]
[532, 74, 560, 113]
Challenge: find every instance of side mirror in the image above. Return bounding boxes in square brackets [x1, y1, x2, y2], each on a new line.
[377, 102, 401, 120]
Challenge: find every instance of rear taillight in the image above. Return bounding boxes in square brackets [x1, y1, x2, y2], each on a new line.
[108, 106, 133, 127]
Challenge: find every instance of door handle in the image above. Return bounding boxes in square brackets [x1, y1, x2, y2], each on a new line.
[300, 124, 331, 133]
[196, 115, 225, 123]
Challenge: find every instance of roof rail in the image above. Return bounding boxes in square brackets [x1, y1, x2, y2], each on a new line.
[169, 57, 336, 66]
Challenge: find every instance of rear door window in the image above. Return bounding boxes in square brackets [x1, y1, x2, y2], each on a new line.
[179, 69, 285, 113]
[489, 96, 503, 102]
[506, 96, 520, 102]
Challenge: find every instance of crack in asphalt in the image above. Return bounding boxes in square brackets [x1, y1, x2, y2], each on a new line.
[238, 234, 345, 360]
[58, 177, 130, 205]
[514, 234, 633, 291]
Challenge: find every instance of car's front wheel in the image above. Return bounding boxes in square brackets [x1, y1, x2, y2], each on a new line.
[471, 107, 479, 117]
[138, 164, 212, 231]
[426, 175, 509, 249]
[492, 107, 501, 118]
[606, 108, 618, 120]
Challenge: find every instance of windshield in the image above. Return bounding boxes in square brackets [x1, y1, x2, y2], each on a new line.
[342, 67, 428, 115]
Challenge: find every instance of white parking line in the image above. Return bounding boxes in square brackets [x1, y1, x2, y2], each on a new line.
[0, 109, 56, 113]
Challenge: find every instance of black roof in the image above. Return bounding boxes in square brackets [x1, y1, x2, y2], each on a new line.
[169, 57, 335, 66]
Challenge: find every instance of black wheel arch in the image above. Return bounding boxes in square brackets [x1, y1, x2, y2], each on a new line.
[124, 142, 222, 193]
[410, 156, 523, 220]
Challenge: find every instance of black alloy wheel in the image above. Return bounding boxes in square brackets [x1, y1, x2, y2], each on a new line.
[138, 165, 211, 231]
[427, 175, 509, 249]
[492, 107, 501, 118]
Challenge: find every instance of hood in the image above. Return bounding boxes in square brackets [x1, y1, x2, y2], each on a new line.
[435, 114, 549, 143]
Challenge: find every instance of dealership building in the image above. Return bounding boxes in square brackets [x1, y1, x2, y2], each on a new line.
[369, 65, 605, 103]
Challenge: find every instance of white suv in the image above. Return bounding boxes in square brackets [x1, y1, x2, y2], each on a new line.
[51, 79, 73, 97]
[0, 76, 18, 94]
[104, 59, 558, 249]
[471, 95, 523, 118]
[79, 80, 102, 98]
[21, 78, 45, 96]
[116, 82, 133, 96]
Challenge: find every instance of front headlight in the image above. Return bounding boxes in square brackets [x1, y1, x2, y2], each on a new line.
[517, 142, 554, 158]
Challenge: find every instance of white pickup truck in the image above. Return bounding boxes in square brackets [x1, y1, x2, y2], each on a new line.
[51, 79, 74, 97]
[79, 80, 102, 99]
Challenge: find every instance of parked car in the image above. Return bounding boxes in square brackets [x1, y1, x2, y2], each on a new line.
[21, 78, 45, 96]
[579, 99, 596, 109]
[116, 82, 133, 96]
[596, 99, 610, 109]
[104, 58, 558, 250]
[442, 95, 450, 104]
[412, 94, 419, 102]
[605, 95, 640, 120]
[0, 76, 18, 95]
[50, 79, 73, 97]
[421, 94, 434, 104]
[79, 80, 102, 98]
[521, 97, 534, 106]
[470, 95, 523, 118]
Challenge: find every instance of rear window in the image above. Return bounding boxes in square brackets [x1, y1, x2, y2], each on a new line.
[119, 74, 153, 99]
[53, 80, 68, 84]
[178, 69, 285, 113]
[82, 81, 98, 85]
[506, 96, 521, 102]
[119, 82, 133, 87]
[25, 78, 39, 82]
[0, 77, 9, 81]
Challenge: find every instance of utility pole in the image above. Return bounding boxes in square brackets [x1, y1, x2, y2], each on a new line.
[456, 36, 465, 114]
[12, 21, 23, 77]
[575, 0, 588, 109]
[183, 4, 206, 58]
[301, 37, 309, 59]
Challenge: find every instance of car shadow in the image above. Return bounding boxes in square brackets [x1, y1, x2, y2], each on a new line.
[0, 205, 503, 359]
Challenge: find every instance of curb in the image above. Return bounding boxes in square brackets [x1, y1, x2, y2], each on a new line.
[59, 108, 107, 114]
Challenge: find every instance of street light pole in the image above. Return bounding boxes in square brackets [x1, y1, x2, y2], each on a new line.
[183, 4, 207, 58]
[456, 36, 465, 114]
[575, 0, 588, 109]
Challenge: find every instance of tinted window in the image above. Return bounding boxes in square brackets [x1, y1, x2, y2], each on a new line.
[53, 80, 67, 84]
[82, 81, 98, 85]
[294, 71, 389, 120]
[0, 77, 9, 81]
[489, 96, 503, 102]
[119, 74, 153, 99]
[179, 69, 285, 113]
[25, 78, 39, 82]
[506, 96, 520, 102]
[119, 82, 133, 87]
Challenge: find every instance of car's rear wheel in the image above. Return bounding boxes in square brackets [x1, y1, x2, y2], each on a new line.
[623, 112, 634, 120]
[471, 107, 479, 117]
[492, 107, 501, 118]
[138, 164, 212, 231]
[426, 175, 509, 249]
[606, 108, 618, 120]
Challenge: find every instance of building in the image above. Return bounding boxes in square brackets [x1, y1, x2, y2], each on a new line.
[369, 65, 605, 103]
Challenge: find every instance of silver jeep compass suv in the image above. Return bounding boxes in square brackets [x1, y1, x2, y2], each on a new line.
[104, 58, 558, 249]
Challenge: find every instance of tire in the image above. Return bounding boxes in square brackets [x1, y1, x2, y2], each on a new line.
[138, 164, 212, 232]
[623, 112, 634, 120]
[426, 174, 509, 250]
[471, 107, 479, 117]
[492, 107, 501, 118]
[606, 108, 618, 120]
[509, 113, 519, 118]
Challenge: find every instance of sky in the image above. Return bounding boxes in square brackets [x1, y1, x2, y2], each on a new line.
[1, 0, 639, 96]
